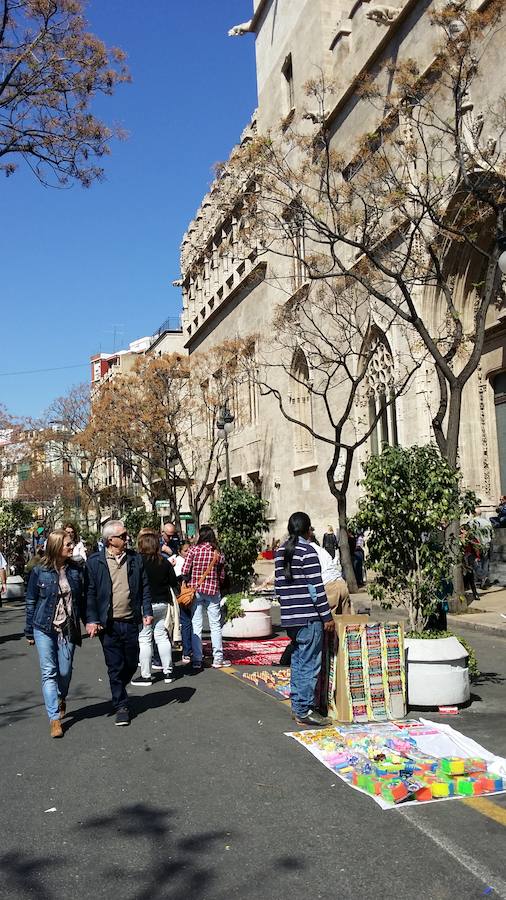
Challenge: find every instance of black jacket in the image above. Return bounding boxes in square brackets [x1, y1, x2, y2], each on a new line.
[85, 549, 153, 627]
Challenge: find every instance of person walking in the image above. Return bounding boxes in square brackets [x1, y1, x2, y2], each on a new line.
[63, 522, 87, 563]
[161, 522, 181, 557]
[25, 529, 85, 738]
[309, 534, 351, 614]
[0, 546, 7, 606]
[181, 525, 230, 670]
[131, 531, 179, 687]
[322, 526, 338, 559]
[85, 520, 153, 726]
[170, 541, 194, 665]
[275, 512, 334, 727]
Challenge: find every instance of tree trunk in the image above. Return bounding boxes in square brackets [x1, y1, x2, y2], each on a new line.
[446, 386, 466, 612]
[337, 495, 358, 593]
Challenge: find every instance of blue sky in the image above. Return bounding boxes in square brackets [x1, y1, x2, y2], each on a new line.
[2, 0, 256, 419]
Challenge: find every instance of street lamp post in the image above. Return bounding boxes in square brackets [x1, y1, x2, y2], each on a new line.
[216, 403, 235, 487]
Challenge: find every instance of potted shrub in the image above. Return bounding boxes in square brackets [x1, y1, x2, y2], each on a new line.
[211, 486, 271, 638]
[356, 444, 477, 706]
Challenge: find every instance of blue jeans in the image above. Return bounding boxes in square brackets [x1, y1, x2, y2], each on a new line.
[99, 620, 140, 711]
[34, 627, 75, 721]
[179, 602, 194, 657]
[286, 620, 324, 717]
[191, 593, 223, 664]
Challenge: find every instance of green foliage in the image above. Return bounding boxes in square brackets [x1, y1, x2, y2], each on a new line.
[356, 445, 476, 633]
[222, 592, 246, 623]
[406, 629, 479, 678]
[210, 486, 268, 592]
[124, 508, 160, 542]
[0, 500, 32, 563]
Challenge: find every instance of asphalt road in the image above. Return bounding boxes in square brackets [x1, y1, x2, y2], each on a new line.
[1, 603, 506, 900]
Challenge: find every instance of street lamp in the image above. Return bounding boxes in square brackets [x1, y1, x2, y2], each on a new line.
[498, 233, 506, 275]
[216, 403, 234, 487]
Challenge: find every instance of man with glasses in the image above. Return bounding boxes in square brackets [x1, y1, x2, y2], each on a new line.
[85, 520, 153, 726]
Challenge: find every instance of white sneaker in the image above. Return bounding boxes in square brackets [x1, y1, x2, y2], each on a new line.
[212, 659, 232, 668]
[164, 671, 175, 683]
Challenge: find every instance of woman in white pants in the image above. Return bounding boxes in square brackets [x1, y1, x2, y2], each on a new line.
[131, 531, 179, 686]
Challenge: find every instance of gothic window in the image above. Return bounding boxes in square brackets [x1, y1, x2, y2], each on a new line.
[365, 338, 398, 454]
[282, 54, 295, 114]
[493, 372, 506, 493]
[290, 348, 313, 453]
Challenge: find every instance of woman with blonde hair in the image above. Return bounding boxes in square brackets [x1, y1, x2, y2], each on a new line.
[25, 528, 85, 738]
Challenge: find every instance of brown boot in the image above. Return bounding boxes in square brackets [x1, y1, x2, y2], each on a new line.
[59, 699, 66, 719]
[50, 719, 63, 739]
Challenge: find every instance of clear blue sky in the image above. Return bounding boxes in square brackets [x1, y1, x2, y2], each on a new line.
[2, 0, 256, 419]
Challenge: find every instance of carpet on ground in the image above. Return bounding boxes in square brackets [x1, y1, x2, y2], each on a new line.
[235, 667, 291, 698]
[287, 718, 506, 810]
[203, 636, 290, 666]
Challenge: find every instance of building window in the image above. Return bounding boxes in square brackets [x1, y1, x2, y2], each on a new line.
[282, 54, 295, 115]
[365, 338, 398, 454]
[290, 348, 313, 453]
[493, 372, 506, 493]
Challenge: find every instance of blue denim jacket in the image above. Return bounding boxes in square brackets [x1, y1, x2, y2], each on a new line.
[25, 563, 85, 640]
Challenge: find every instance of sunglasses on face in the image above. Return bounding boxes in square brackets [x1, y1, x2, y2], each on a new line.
[113, 532, 128, 541]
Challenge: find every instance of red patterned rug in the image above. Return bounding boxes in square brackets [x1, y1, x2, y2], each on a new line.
[202, 636, 290, 666]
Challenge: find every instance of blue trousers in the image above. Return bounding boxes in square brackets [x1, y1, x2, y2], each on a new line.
[179, 602, 194, 656]
[34, 627, 75, 721]
[99, 620, 140, 711]
[286, 620, 324, 717]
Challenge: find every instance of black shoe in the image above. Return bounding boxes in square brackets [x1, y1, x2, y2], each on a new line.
[294, 709, 332, 727]
[130, 675, 153, 687]
[115, 707, 130, 726]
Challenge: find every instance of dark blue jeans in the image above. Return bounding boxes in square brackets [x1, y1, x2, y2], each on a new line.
[99, 620, 140, 711]
[286, 620, 324, 717]
[179, 602, 194, 657]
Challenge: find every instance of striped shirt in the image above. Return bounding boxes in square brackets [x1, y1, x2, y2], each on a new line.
[275, 537, 332, 627]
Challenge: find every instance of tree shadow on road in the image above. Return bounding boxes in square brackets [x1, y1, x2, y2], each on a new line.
[472, 671, 506, 686]
[0, 850, 64, 900]
[76, 803, 225, 900]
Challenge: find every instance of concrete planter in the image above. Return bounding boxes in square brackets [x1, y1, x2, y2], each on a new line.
[405, 636, 470, 707]
[5, 575, 25, 600]
[222, 596, 273, 639]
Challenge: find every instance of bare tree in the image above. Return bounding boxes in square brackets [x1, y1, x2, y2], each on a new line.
[0, 0, 129, 186]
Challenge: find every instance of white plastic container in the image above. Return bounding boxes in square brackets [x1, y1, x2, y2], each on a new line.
[221, 596, 273, 639]
[405, 636, 470, 707]
[5, 575, 25, 600]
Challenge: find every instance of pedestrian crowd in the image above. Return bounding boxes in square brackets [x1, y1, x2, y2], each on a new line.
[24, 520, 230, 736]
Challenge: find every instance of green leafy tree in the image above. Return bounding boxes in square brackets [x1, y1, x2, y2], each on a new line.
[0, 499, 32, 564]
[356, 445, 475, 633]
[210, 486, 268, 593]
[124, 508, 160, 543]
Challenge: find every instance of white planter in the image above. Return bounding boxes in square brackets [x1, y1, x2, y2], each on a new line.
[405, 636, 470, 707]
[222, 596, 273, 639]
[4, 575, 25, 600]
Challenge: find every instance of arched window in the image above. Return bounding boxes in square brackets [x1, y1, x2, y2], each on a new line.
[365, 338, 398, 454]
[290, 348, 313, 453]
[493, 372, 506, 493]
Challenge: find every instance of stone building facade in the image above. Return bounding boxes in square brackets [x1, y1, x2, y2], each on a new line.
[180, 0, 506, 542]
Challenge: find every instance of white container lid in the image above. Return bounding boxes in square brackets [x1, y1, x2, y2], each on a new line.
[405, 636, 469, 662]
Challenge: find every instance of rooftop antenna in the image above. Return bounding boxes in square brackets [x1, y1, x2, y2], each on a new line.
[104, 324, 125, 353]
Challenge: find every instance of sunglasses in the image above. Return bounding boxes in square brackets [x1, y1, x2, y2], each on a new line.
[113, 532, 128, 540]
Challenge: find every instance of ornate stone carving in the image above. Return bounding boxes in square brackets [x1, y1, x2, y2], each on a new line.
[366, 5, 400, 26]
[228, 20, 252, 37]
[477, 365, 491, 495]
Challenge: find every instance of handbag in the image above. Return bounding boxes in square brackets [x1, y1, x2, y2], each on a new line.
[178, 551, 220, 607]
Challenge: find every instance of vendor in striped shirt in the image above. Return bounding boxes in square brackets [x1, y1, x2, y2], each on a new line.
[275, 511, 334, 727]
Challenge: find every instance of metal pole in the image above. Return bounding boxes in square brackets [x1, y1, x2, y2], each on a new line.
[225, 433, 231, 487]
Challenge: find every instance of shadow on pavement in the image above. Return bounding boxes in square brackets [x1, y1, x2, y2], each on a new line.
[472, 670, 506, 686]
[0, 631, 24, 645]
[0, 850, 63, 900]
[131, 685, 196, 715]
